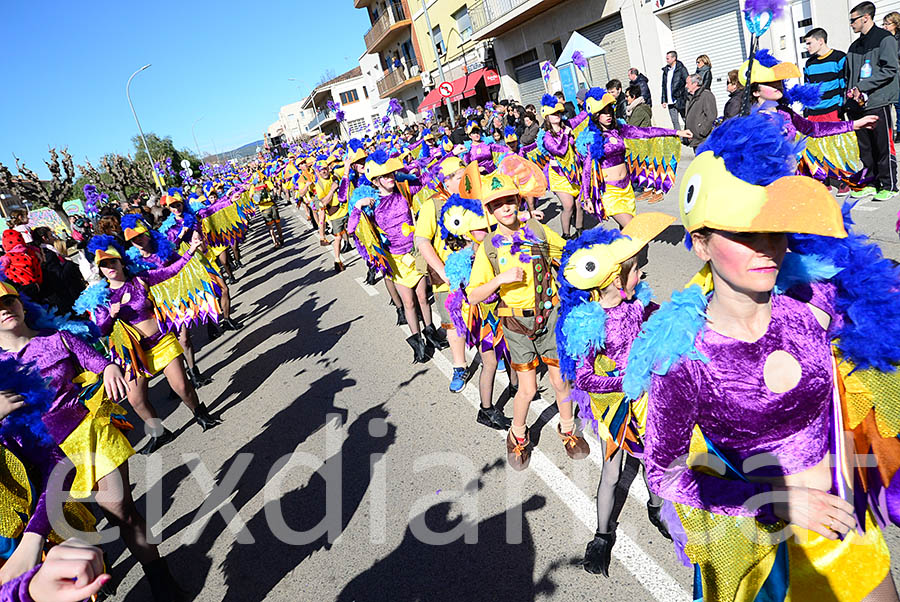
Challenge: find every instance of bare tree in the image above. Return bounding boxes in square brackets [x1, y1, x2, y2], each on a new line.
[0, 147, 76, 224]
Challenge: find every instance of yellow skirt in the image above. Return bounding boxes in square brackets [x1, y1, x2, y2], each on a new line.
[549, 169, 580, 197]
[784, 512, 890, 600]
[603, 183, 636, 217]
[387, 252, 424, 288]
[59, 409, 135, 499]
[146, 332, 184, 375]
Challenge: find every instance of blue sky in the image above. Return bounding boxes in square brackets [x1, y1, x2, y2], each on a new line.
[0, 1, 371, 178]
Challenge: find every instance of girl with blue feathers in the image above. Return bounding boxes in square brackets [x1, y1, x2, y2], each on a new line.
[554, 213, 676, 578]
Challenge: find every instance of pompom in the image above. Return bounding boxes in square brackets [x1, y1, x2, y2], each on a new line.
[541, 93, 559, 108]
[697, 113, 803, 186]
[369, 148, 389, 165]
[783, 83, 822, 108]
[754, 48, 780, 68]
[348, 138, 365, 152]
[349, 185, 379, 213]
[572, 51, 588, 71]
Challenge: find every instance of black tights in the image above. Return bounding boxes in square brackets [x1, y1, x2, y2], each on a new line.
[594, 448, 662, 534]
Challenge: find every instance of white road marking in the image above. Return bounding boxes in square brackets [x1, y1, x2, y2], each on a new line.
[355, 276, 379, 295]
[301, 209, 690, 601]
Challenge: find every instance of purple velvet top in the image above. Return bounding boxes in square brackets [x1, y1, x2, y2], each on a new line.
[0, 564, 38, 601]
[348, 192, 416, 255]
[0, 332, 110, 444]
[598, 124, 678, 169]
[644, 283, 839, 520]
[166, 215, 202, 247]
[575, 300, 658, 393]
[92, 253, 191, 336]
[542, 128, 577, 177]
[763, 103, 854, 139]
[463, 143, 507, 173]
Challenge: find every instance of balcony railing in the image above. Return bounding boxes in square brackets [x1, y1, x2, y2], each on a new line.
[308, 109, 335, 130]
[376, 61, 421, 97]
[469, 0, 531, 33]
[364, 2, 409, 51]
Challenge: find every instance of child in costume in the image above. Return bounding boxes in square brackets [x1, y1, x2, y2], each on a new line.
[629, 113, 900, 601]
[323, 154, 352, 274]
[740, 49, 878, 192]
[77, 236, 220, 454]
[0, 283, 186, 601]
[339, 140, 378, 285]
[415, 156, 469, 391]
[313, 157, 339, 250]
[465, 165, 590, 470]
[0, 230, 42, 298]
[554, 213, 675, 577]
[576, 87, 691, 228]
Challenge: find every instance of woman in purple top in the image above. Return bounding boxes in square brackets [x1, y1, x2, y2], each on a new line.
[577, 88, 691, 229]
[628, 115, 898, 599]
[0, 284, 185, 601]
[536, 94, 585, 239]
[348, 150, 442, 363]
[79, 236, 220, 455]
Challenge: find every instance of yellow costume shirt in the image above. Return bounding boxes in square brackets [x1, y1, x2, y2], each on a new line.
[414, 196, 453, 292]
[468, 223, 564, 309]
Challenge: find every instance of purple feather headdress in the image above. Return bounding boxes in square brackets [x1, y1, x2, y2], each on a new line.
[572, 51, 588, 71]
[744, 0, 786, 19]
[388, 98, 403, 116]
[336, 110, 346, 123]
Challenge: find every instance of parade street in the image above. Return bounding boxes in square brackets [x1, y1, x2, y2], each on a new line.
[107, 151, 900, 601]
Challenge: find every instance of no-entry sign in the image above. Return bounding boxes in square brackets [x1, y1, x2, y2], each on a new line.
[438, 81, 453, 98]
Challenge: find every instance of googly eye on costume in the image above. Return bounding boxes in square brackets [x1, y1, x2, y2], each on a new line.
[682, 174, 702, 214]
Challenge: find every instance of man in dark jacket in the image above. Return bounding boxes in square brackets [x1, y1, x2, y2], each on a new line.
[683, 73, 716, 148]
[847, 0, 900, 200]
[627, 68, 652, 104]
[660, 51, 689, 130]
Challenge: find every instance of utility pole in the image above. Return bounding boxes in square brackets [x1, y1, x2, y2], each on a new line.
[419, 0, 455, 122]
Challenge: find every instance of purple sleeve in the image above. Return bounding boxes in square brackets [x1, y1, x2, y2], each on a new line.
[542, 131, 572, 158]
[789, 110, 853, 138]
[569, 111, 589, 131]
[521, 142, 537, 154]
[142, 252, 192, 287]
[621, 123, 679, 139]
[645, 359, 778, 521]
[337, 175, 350, 204]
[785, 281, 843, 334]
[0, 565, 38, 602]
[574, 349, 624, 393]
[60, 331, 110, 375]
[347, 206, 362, 235]
[91, 303, 114, 337]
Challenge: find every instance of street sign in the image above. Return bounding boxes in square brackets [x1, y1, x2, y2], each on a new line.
[438, 81, 454, 98]
[184, 168, 193, 177]
[180, 159, 191, 169]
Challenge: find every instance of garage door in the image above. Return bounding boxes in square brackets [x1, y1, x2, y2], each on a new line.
[579, 15, 630, 89]
[669, 0, 747, 115]
[514, 62, 545, 108]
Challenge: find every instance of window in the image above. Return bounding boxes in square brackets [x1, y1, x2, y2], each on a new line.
[453, 6, 472, 42]
[348, 118, 366, 134]
[339, 89, 360, 104]
[510, 49, 538, 69]
[550, 40, 563, 61]
[363, 86, 369, 98]
[432, 26, 445, 55]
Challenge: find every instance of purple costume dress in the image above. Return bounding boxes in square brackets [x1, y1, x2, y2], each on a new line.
[462, 142, 508, 174]
[0, 565, 40, 602]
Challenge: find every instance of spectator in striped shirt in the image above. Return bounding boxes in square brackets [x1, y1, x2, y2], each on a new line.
[803, 28, 847, 121]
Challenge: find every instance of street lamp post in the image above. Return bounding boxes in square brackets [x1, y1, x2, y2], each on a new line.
[126, 64, 165, 194]
[289, 78, 320, 135]
[192, 116, 204, 160]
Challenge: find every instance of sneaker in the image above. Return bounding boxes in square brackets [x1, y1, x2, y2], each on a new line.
[506, 428, 532, 471]
[449, 367, 466, 393]
[850, 186, 876, 199]
[557, 423, 590, 460]
[873, 189, 897, 201]
[497, 357, 506, 372]
[477, 405, 512, 430]
[835, 184, 851, 197]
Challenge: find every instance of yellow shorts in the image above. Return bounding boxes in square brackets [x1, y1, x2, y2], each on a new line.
[785, 512, 890, 600]
[387, 252, 424, 288]
[60, 410, 135, 498]
[549, 169, 580, 197]
[146, 332, 184, 375]
[603, 183, 636, 217]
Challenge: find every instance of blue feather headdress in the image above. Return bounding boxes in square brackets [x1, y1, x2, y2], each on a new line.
[541, 93, 559, 108]
[86, 235, 126, 264]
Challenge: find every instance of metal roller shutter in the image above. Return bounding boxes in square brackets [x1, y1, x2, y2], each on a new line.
[514, 62, 545, 108]
[669, 0, 747, 115]
[578, 15, 630, 88]
[875, 0, 900, 19]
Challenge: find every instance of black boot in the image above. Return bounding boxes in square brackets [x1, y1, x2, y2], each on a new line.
[186, 366, 213, 388]
[423, 324, 449, 350]
[207, 322, 222, 340]
[583, 526, 616, 577]
[193, 403, 221, 431]
[143, 557, 187, 602]
[396, 306, 408, 326]
[221, 317, 243, 331]
[647, 502, 671, 540]
[406, 334, 427, 363]
[139, 428, 175, 455]
[365, 266, 377, 285]
[477, 404, 512, 430]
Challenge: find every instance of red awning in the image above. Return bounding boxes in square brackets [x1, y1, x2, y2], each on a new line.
[418, 87, 444, 113]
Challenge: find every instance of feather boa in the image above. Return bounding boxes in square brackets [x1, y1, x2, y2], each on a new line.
[561, 301, 608, 370]
[125, 247, 157, 275]
[444, 248, 475, 291]
[20, 293, 98, 342]
[74, 280, 111, 316]
[634, 281, 653, 306]
[349, 185, 379, 214]
[159, 213, 177, 234]
[773, 252, 842, 294]
[535, 128, 547, 157]
[0, 357, 55, 446]
[445, 289, 468, 337]
[622, 285, 710, 400]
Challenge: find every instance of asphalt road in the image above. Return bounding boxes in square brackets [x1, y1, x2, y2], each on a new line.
[105, 152, 900, 601]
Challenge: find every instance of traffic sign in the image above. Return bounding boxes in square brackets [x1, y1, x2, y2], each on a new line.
[438, 81, 453, 98]
[184, 168, 193, 177]
[180, 159, 191, 169]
